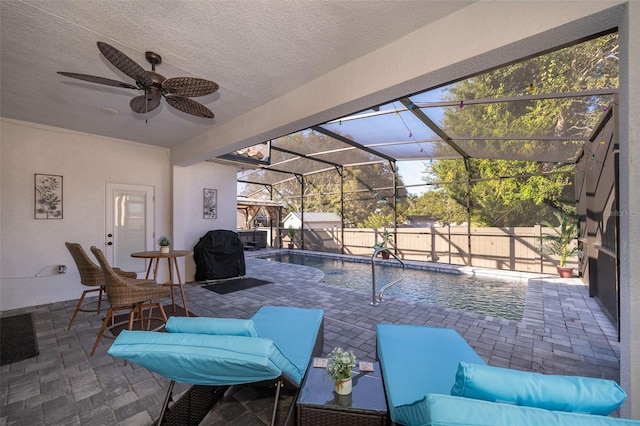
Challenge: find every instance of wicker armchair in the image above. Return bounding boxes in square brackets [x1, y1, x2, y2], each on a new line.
[65, 242, 138, 330]
[89, 246, 171, 356]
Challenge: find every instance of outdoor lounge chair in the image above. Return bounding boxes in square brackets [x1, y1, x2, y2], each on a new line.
[108, 305, 324, 425]
[376, 323, 634, 425]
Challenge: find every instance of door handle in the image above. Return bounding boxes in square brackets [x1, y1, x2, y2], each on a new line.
[107, 233, 113, 238]
[107, 242, 113, 246]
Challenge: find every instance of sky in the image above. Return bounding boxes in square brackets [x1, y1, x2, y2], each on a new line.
[397, 161, 429, 195]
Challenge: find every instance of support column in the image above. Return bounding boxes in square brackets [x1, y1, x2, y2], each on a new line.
[339, 166, 345, 254]
[392, 160, 398, 255]
[300, 176, 305, 250]
[464, 158, 472, 266]
[618, 2, 640, 419]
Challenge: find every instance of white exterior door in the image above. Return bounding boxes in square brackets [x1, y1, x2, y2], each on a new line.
[105, 183, 154, 274]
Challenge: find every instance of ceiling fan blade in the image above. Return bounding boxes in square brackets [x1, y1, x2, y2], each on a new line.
[130, 93, 161, 114]
[165, 95, 214, 118]
[162, 77, 219, 97]
[57, 72, 138, 90]
[97, 41, 152, 87]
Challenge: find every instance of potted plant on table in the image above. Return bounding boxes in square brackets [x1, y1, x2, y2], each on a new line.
[327, 347, 357, 395]
[287, 226, 295, 249]
[158, 236, 171, 254]
[537, 211, 582, 277]
[373, 228, 393, 259]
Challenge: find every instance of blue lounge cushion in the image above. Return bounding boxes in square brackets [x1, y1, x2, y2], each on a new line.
[165, 317, 259, 337]
[376, 324, 485, 424]
[252, 306, 324, 381]
[108, 306, 324, 387]
[107, 330, 300, 385]
[419, 393, 640, 426]
[450, 361, 626, 415]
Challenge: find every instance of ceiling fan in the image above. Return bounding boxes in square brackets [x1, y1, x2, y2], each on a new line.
[58, 42, 218, 119]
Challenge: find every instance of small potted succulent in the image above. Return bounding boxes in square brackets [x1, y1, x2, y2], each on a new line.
[326, 347, 357, 395]
[157, 236, 171, 254]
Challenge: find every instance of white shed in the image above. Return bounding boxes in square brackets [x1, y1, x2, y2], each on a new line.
[282, 212, 341, 230]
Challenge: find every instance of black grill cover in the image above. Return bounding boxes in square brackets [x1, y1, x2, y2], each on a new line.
[194, 230, 246, 280]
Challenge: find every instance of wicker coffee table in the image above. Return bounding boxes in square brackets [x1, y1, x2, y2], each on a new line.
[296, 359, 388, 426]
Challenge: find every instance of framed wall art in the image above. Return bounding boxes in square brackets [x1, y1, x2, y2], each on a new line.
[34, 174, 63, 219]
[203, 188, 217, 219]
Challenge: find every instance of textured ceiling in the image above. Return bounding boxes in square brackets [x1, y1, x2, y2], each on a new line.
[0, 0, 472, 149]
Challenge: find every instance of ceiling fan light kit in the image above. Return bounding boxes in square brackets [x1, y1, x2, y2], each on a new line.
[58, 42, 218, 119]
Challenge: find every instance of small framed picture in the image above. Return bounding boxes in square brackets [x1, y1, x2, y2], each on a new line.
[203, 188, 217, 219]
[34, 174, 63, 219]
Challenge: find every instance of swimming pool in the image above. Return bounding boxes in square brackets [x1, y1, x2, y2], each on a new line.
[260, 252, 528, 320]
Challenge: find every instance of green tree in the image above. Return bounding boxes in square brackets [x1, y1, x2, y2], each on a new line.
[362, 213, 391, 229]
[404, 189, 468, 224]
[428, 33, 617, 226]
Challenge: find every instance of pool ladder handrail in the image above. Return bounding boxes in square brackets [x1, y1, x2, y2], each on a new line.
[371, 247, 405, 306]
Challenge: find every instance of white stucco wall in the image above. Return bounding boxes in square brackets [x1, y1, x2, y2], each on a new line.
[172, 161, 237, 281]
[0, 119, 172, 311]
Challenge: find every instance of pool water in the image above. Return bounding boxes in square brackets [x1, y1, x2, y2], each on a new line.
[260, 252, 527, 320]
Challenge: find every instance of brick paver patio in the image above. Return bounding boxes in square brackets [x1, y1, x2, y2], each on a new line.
[1, 250, 620, 425]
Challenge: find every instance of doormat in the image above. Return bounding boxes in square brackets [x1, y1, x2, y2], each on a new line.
[0, 313, 39, 365]
[109, 304, 192, 336]
[203, 278, 272, 295]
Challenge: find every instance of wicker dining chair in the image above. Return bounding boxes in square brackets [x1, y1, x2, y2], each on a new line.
[89, 246, 171, 356]
[65, 242, 138, 330]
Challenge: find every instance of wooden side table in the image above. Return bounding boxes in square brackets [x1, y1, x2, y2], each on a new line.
[297, 360, 387, 426]
[130, 250, 192, 316]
